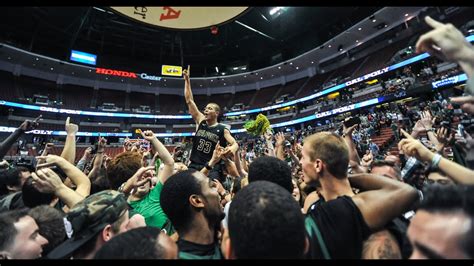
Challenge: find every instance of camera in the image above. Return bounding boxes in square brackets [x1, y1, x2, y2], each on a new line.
[343, 117, 361, 128]
[90, 143, 99, 155]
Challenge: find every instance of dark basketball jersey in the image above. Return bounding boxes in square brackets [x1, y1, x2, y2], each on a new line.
[190, 121, 228, 166]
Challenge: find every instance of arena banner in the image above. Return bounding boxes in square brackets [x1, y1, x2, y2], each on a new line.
[161, 65, 182, 77]
[109, 7, 249, 30]
[0, 126, 132, 137]
[95, 67, 162, 81]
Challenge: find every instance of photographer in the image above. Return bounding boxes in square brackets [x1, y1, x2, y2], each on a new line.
[0, 116, 41, 160]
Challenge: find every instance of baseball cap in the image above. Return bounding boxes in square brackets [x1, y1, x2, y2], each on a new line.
[47, 190, 128, 259]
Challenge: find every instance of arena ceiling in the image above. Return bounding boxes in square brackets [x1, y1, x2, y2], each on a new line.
[0, 6, 433, 90]
[0, 7, 385, 75]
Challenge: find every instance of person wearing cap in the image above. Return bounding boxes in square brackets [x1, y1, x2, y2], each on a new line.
[47, 190, 140, 259]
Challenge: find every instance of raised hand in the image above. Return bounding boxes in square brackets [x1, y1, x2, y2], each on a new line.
[275, 132, 285, 147]
[416, 16, 473, 62]
[44, 143, 55, 152]
[31, 168, 64, 194]
[343, 122, 358, 137]
[183, 65, 190, 81]
[398, 129, 434, 162]
[123, 138, 132, 152]
[35, 154, 66, 169]
[97, 136, 107, 150]
[19, 115, 42, 131]
[209, 142, 225, 166]
[83, 147, 93, 158]
[139, 129, 157, 142]
[65, 117, 78, 135]
[125, 166, 155, 192]
[450, 96, 474, 115]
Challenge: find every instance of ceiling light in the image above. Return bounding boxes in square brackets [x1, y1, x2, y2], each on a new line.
[255, 73, 258, 75]
[211, 80, 213, 82]
[358, 27, 362, 31]
[223, 83, 226, 85]
[372, 19, 376, 22]
[356, 40, 359, 43]
[278, 66, 281, 69]
[296, 67, 299, 69]
[233, 67, 239, 70]
[164, 79, 166, 82]
[50, 67, 54, 70]
[149, 82, 152, 85]
[7, 57, 11, 60]
[260, 77, 263, 79]
[311, 61, 314, 64]
[89, 69, 92, 72]
[105, 77, 108, 80]
[244, 75, 247, 78]
[328, 45, 332, 48]
[241, 67, 247, 70]
[35, 58, 39, 61]
[200, 85, 203, 87]
[405, 13, 409, 17]
[269, 7, 285, 16]
[215, 66, 219, 73]
[289, 62, 293, 65]
[221, 72, 226, 75]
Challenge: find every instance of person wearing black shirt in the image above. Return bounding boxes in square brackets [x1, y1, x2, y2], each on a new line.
[183, 66, 238, 181]
[299, 132, 418, 259]
[160, 169, 224, 259]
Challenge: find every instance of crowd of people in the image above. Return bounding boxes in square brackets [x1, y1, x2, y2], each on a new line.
[0, 16, 473, 260]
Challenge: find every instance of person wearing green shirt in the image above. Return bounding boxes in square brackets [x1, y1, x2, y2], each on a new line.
[121, 130, 175, 234]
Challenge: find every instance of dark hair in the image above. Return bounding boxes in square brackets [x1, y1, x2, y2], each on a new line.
[248, 156, 293, 193]
[21, 177, 55, 208]
[372, 160, 396, 168]
[28, 205, 66, 255]
[228, 181, 306, 259]
[94, 227, 165, 259]
[0, 209, 29, 251]
[371, 160, 402, 179]
[160, 170, 202, 232]
[0, 168, 21, 196]
[419, 184, 474, 258]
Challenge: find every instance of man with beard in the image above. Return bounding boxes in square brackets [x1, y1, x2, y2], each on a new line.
[160, 169, 224, 259]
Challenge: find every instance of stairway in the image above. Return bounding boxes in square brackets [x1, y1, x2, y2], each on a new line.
[370, 127, 395, 155]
